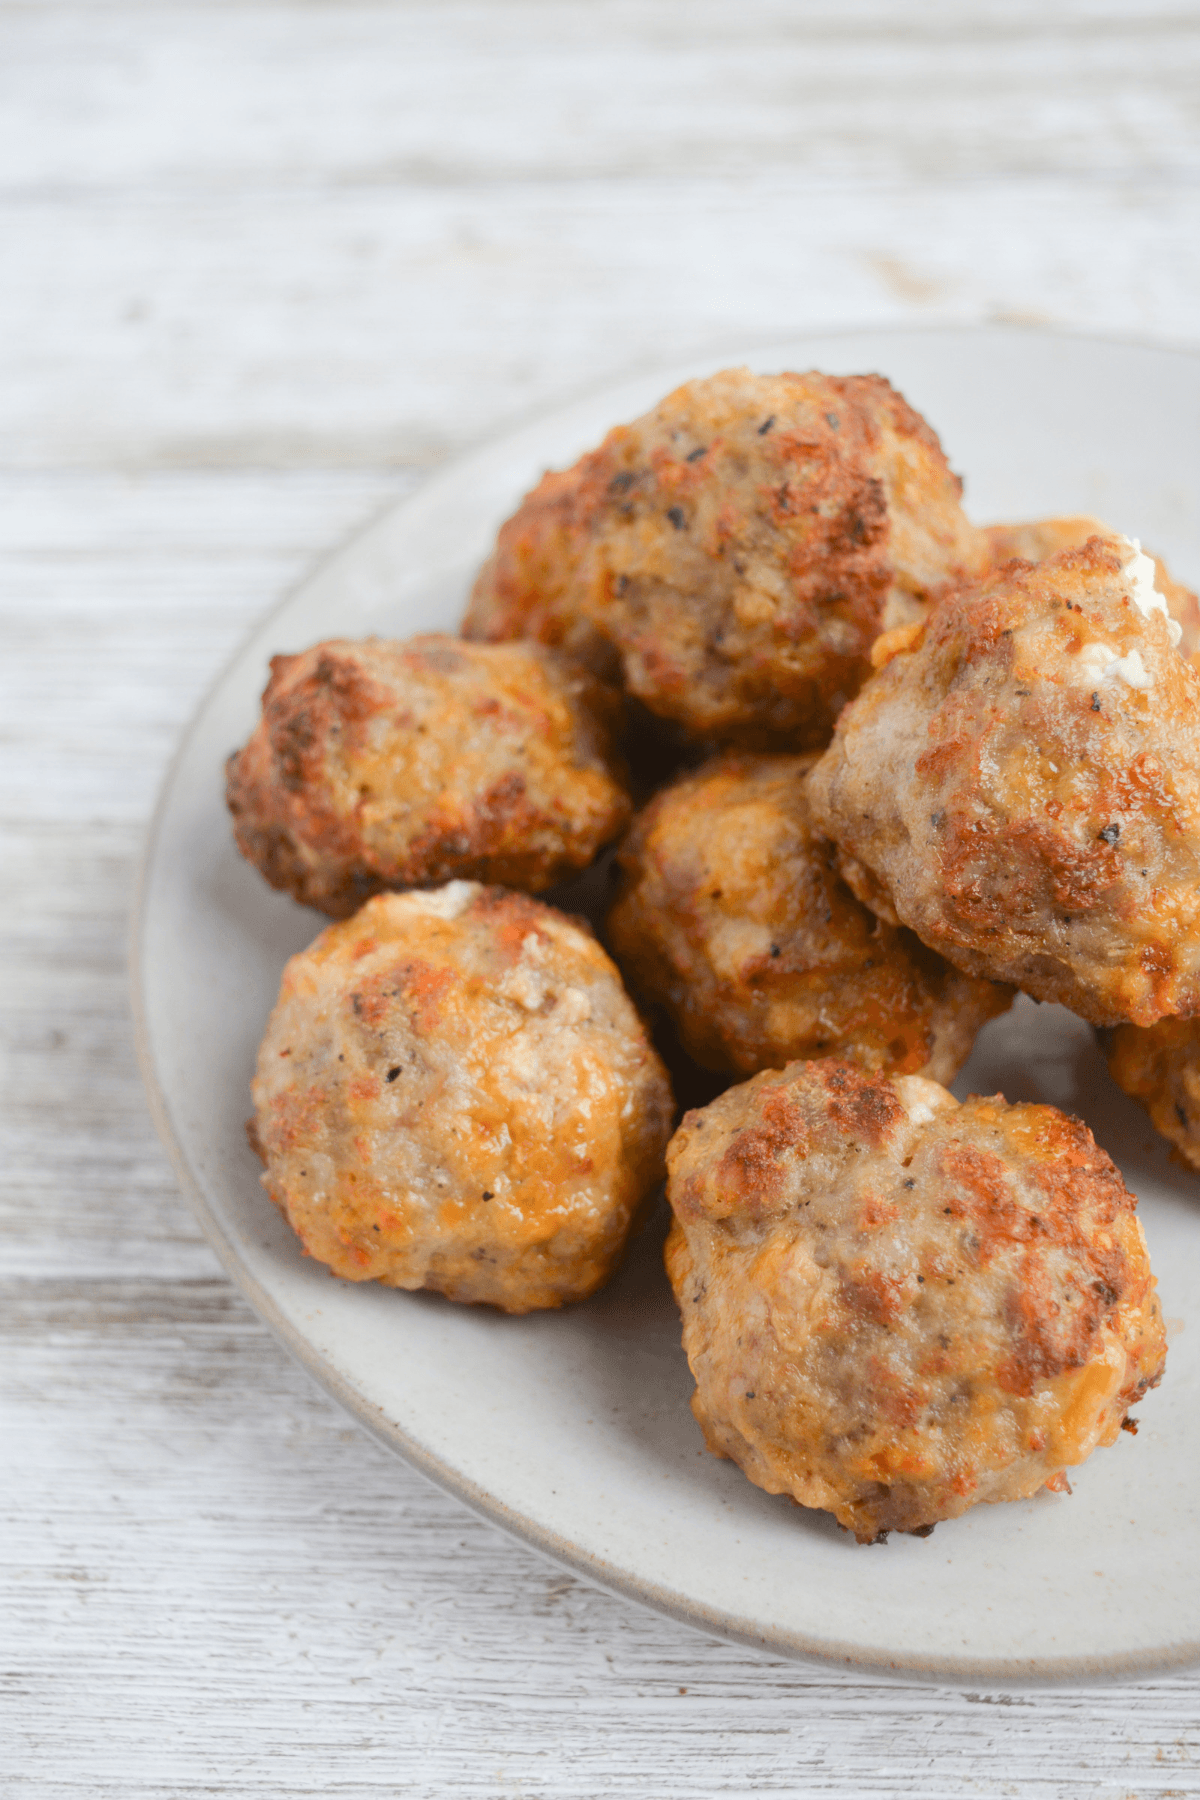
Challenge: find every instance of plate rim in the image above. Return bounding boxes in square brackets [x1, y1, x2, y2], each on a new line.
[131, 321, 1200, 1687]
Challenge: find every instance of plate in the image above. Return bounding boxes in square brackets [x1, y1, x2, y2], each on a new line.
[134, 326, 1200, 1684]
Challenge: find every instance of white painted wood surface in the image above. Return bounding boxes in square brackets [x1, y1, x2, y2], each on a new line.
[5, 3, 1200, 1792]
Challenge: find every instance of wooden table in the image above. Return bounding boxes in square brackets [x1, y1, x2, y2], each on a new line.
[6, 4, 1200, 1792]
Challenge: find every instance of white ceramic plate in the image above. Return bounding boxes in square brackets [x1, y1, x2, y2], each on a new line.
[135, 326, 1200, 1684]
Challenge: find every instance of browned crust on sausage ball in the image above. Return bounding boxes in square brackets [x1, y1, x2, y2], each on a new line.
[983, 515, 1200, 658]
[607, 750, 1011, 1081]
[226, 634, 631, 916]
[467, 459, 622, 680]
[465, 368, 988, 749]
[807, 536, 1200, 1025]
[252, 883, 674, 1312]
[665, 1060, 1166, 1541]
[1107, 1016, 1200, 1171]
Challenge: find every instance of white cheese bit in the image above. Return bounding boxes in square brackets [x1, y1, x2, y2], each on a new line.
[1119, 535, 1182, 646]
[1105, 648, 1153, 689]
[505, 967, 547, 1012]
[1077, 641, 1117, 683]
[557, 987, 592, 1025]
[1076, 641, 1153, 690]
[893, 1075, 958, 1132]
[403, 879, 480, 919]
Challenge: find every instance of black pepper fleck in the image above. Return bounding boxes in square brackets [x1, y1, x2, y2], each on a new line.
[386, 1066, 401, 1082]
[667, 506, 686, 531]
[1098, 822, 1120, 845]
[757, 414, 775, 435]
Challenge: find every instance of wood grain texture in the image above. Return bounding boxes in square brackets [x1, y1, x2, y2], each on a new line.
[4, 2, 1200, 471]
[5, 1, 1200, 1792]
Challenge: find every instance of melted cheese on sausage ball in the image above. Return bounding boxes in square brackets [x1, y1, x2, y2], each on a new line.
[982, 516, 1200, 658]
[607, 750, 1011, 1081]
[226, 634, 630, 917]
[666, 1060, 1166, 1541]
[1106, 1016, 1200, 1171]
[465, 368, 988, 749]
[252, 884, 673, 1312]
[807, 535, 1200, 1025]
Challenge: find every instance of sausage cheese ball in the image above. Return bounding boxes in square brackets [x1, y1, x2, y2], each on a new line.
[226, 634, 630, 916]
[807, 535, 1200, 1025]
[984, 515, 1200, 658]
[607, 750, 1011, 1081]
[252, 884, 674, 1312]
[465, 459, 622, 682]
[666, 1059, 1166, 1541]
[465, 368, 988, 749]
[1106, 1017, 1200, 1171]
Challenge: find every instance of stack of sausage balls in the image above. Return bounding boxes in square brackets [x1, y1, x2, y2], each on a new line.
[231, 367, 1200, 1542]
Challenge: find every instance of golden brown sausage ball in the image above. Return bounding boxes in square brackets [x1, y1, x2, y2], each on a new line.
[467, 459, 621, 681]
[1106, 1017, 1200, 1171]
[607, 751, 1011, 1081]
[252, 883, 674, 1312]
[464, 368, 988, 749]
[226, 634, 631, 917]
[984, 515, 1200, 657]
[666, 1059, 1166, 1542]
[807, 535, 1200, 1026]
